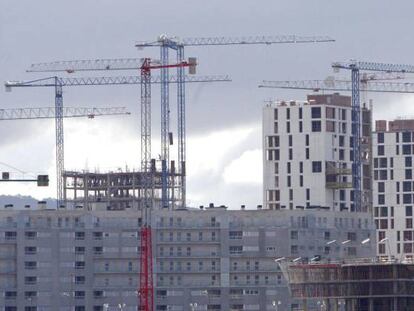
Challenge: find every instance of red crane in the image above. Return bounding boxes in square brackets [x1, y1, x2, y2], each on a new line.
[139, 58, 196, 311]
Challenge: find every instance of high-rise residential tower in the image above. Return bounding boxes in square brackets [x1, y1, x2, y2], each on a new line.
[373, 118, 414, 260]
[263, 93, 372, 213]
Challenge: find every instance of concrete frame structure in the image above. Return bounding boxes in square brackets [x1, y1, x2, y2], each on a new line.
[63, 161, 183, 211]
[286, 260, 414, 311]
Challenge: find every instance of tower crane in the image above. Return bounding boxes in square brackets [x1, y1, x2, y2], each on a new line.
[0, 106, 130, 120]
[258, 79, 414, 93]
[259, 60, 414, 212]
[134, 34, 335, 210]
[5, 74, 230, 208]
[139, 57, 198, 311]
[28, 34, 334, 210]
[0, 106, 129, 189]
[331, 61, 414, 212]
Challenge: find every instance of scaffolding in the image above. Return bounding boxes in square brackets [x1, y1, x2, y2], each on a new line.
[284, 260, 414, 311]
[63, 160, 183, 210]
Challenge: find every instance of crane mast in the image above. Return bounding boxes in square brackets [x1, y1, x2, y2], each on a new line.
[6, 73, 229, 208]
[260, 60, 414, 212]
[332, 61, 414, 213]
[136, 34, 335, 209]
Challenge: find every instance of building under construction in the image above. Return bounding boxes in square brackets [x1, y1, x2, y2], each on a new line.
[63, 160, 183, 211]
[285, 260, 414, 311]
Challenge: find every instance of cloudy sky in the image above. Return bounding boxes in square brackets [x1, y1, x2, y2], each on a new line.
[1, 0, 414, 208]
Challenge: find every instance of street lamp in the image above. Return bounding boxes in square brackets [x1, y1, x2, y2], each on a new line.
[272, 300, 281, 311]
[118, 303, 126, 311]
[292, 257, 302, 263]
[189, 302, 198, 311]
[317, 300, 326, 311]
[361, 238, 370, 245]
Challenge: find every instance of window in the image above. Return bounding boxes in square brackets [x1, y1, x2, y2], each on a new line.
[75, 261, 85, 269]
[406, 169, 412, 180]
[403, 131, 411, 142]
[312, 121, 322, 132]
[306, 134, 309, 146]
[406, 206, 413, 217]
[5, 291, 17, 299]
[229, 231, 242, 240]
[290, 231, 298, 240]
[286, 108, 290, 120]
[25, 231, 37, 239]
[403, 194, 412, 204]
[377, 132, 384, 143]
[306, 148, 309, 159]
[229, 246, 242, 254]
[378, 195, 385, 205]
[311, 107, 321, 118]
[312, 161, 322, 173]
[403, 181, 412, 192]
[75, 276, 85, 284]
[25, 291, 37, 298]
[5, 231, 17, 240]
[377, 145, 385, 156]
[406, 157, 413, 167]
[378, 182, 385, 193]
[339, 135, 345, 147]
[93, 232, 103, 240]
[75, 247, 85, 254]
[24, 261, 37, 270]
[25, 246, 37, 255]
[299, 107, 303, 119]
[75, 232, 85, 240]
[94, 246, 103, 255]
[403, 144, 412, 155]
[25, 276, 37, 285]
[75, 291, 85, 299]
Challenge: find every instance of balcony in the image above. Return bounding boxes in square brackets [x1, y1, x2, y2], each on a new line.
[326, 182, 353, 189]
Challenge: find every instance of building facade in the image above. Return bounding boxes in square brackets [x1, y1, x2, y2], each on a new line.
[373, 119, 414, 260]
[263, 93, 372, 213]
[0, 205, 375, 311]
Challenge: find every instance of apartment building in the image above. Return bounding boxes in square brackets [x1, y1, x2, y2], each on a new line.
[373, 118, 414, 260]
[0, 204, 375, 311]
[263, 93, 372, 213]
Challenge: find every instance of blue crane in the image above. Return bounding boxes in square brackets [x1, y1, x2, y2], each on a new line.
[27, 34, 334, 209]
[135, 34, 334, 209]
[5, 74, 230, 208]
[259, 60, 414, 212]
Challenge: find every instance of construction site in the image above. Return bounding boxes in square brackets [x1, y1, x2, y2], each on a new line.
[1, 14, 414, 311]
[284, 259, 414, 311]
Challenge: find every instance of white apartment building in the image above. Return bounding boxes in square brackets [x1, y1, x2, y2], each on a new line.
[0, 204, 375, 311]
[373, 119, 414, 260]
[263, 93, 372, 213]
